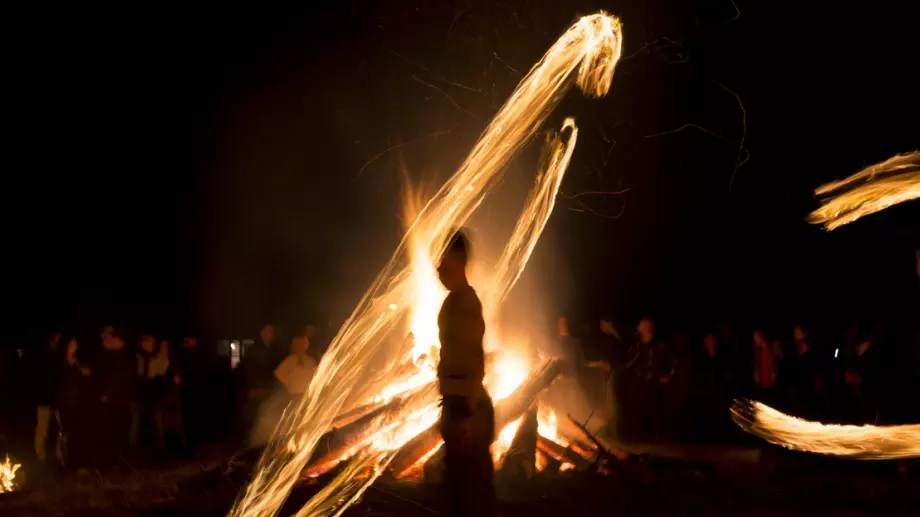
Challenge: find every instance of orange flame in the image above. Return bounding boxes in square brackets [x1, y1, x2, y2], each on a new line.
[733, 400, 920, 459]
[1, 455, 21, 493]
[808, 151, 920, 231]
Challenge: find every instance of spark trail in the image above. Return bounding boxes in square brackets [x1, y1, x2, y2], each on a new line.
[732, 400, 920, 460]
[230, 12, 622, 517]
[808, 151, 920, 231]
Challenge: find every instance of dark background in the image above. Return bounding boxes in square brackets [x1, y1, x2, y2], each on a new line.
[5, 0, 918, 347]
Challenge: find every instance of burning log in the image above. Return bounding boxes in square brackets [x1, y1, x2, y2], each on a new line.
[536, 436, 591, 471]
[388, 358, 564, 475]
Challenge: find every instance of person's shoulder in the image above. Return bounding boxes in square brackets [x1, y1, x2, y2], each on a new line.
[457, 285, 482, 306]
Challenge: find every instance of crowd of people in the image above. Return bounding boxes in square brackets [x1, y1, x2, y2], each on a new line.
[4, 312, 918, 476]
[566, 315, 920, 444]
[12, 323, 319, 474]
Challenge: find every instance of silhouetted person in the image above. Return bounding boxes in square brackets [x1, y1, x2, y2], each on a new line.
[624, 317, 674, 441]
[131, 335, 167, 451]
[436, 231, 493, 517]
[177, 335, 207, 451]
[242, 324, 280, 436]
[780, 325, 827, 418]
[751, 330, 781, 400]
[692, 334, 732, 442]
[96, 328, 134, 464]
[34, 331, 63, 465]
[842, 325, 883, 423]
[250, 333, 317, 446]
[57, 336, 92, 469]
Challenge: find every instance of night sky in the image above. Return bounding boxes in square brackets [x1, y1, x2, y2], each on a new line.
[6, 1, 918, 347]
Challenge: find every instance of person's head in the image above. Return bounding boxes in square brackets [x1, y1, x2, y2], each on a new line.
[182, 336, 198, 349]
[260, 324, 276, 345]
[753, 330, 767, 348]
[637, 318, 655, 344]
[599, 318, 616, 336]
[291, 334, 309, 355]
[158, 339, 169, 356]
[437, 231, 470, 291]
[140, 335, 156, 354]
[48, 331, 62, 349]
[104, 330, 126, 351]
[65, 336, 79, 362]
[557, 316, 569, 337]
[793, 325, 811, 354]
[703, 334, 719, 357]
[101, 325, 114, 348]
[303, 324, 317, 340]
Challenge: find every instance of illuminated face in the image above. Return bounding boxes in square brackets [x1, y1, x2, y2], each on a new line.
[637, 319, 654, 344]
[291, 336, 309, 354]
[599, 319, 614, 335]
[66, 338, 78, 360]
[704, 336, 718, 357]
[793, 326, 807, 344]
[141, 336, 156, 354]
[260, 325, 276, 345]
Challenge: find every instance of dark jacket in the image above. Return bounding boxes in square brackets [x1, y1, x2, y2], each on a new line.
[97, 349, 136, 406]
[244, 341, 280, 392]
[35, 347, 64, 406]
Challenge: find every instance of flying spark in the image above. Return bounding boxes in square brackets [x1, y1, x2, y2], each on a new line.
[808, 151, 920, 230]
[732, 400, 920, 460]
[230, 12, 623, 517]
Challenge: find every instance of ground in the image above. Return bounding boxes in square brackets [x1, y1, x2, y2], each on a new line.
[1, 448, 918, 516]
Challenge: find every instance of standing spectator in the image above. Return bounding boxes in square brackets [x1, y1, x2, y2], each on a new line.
[624, 317, 674, 441]
[131, 335, 166, 451]
[242, 324, 280, 439]
[250, 333, 317, 446]
[95, 328, 134, 464]
[692, 334, 732, 442]
[274, 333, 318, 398]
[842, 325, 883, 424]
[156, 340, 185, 450]
[663, 331, 694, 441]
[177, 335, 207, 452]
[34, 331, 63, 466]
[598, 317, 624, 439]
[780, 325, 827, 418]
[751, 330, 781, 399]
[57, 336, 92, 469]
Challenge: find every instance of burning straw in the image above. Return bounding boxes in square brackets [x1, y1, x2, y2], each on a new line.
[732, 400, 920, 460]
[808, 151, 920, 231]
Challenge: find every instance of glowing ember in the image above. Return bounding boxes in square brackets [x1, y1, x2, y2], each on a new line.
[231, 12, 622, 517]
[808, 151, 920, 230]
[732, 400, 920, 460]
[1, 455, 21, 493]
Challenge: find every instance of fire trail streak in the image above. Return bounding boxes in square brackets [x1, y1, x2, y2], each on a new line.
[808, 151, 920, 231]
[230, 12, 622, 517]
[732, 400, 920, 460]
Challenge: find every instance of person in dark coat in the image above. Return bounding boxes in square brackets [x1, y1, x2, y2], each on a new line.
[623, 317, 675, 441]
[57, 336, 93, 469]
[34, 331, 63, 465]
[241, 324, 280, 438]
[95, 328, 135, 463]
